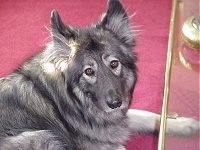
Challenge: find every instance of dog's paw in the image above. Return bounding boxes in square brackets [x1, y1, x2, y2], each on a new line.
[166, 117, 200, 136]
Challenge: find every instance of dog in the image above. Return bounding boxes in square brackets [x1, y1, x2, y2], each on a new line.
[0, 0, 199, 149]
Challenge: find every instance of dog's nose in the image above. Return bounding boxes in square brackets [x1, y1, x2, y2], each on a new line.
[106, 99, 122, 109]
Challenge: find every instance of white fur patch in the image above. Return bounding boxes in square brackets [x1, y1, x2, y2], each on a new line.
[68, 41, 77, 59]
[42, 62, 56, 73]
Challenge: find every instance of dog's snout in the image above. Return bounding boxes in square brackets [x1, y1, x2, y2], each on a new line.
[106, 89, 122, 109]
[106, 99, 122, 109]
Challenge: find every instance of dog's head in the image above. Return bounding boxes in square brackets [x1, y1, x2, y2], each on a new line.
[47, 0, 137, 119]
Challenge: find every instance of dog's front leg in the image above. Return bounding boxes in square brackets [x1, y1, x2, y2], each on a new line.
[127, 109, 200, 136]
[126, 109, 160, 133]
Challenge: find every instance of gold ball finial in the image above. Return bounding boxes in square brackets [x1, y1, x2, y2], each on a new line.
[181, 15, 200, 51]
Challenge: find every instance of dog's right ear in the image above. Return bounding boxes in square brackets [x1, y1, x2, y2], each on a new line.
[50, 10, 77, 41]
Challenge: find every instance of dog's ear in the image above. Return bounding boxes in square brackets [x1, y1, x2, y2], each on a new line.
[99, 0, 134, 46]
[50, 10, 76, 41]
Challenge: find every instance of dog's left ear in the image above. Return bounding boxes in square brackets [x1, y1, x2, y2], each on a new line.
[99, 0, 134, 46]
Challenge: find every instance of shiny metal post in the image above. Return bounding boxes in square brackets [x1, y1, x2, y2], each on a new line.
[157, 0, 178, 149]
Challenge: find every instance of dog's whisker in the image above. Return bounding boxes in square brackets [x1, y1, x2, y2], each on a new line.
[44, 24, 51, 32]
[129, 11, 138, 19]
[43, 36, 53, 43]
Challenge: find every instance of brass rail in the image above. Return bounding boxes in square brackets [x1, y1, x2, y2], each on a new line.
[157, 0, 178, 149]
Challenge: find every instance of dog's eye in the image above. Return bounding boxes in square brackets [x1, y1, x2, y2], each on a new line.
[110, 60, 119, 69]
[84, 68, 94, 76]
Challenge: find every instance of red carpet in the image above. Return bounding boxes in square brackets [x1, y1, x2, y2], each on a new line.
[0, 0, 171, 149]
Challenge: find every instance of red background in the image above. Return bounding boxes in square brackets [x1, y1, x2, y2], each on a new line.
[0, 0, 171, 149]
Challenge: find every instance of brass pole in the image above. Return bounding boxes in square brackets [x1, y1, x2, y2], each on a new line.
[157, 0, 178, 149]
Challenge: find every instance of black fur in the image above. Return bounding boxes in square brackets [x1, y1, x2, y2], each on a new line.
[0, 0, 137, 149]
